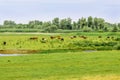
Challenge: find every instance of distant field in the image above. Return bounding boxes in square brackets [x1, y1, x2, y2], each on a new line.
[0, 32, 119, 53]
[0, 51, 120, 80]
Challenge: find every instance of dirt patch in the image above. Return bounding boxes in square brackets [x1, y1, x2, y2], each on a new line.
[0, 50, 38, 54]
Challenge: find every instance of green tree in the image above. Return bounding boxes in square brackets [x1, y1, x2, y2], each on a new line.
[80, 17, 86, 29]
[72, 21, 77, 30]
[77, 19, 81, 29]
[60, 18, 72, 30]
[28, 20, 42, 28]
[52, 17, 59, 28]
[118, 23, 120, 29]
[98, 18, 105, 30]
[66, 18, 72, 30]
[112, 25, 118, 32]
[4, 20, 16, 26]
[44, 25, 57, 32]
[3, 20, 16, 28]
[87, 16, 93, 28]
[103, 27, 108, 32]
[94, 17, 98, 30]
[42, 21, 51, 29]
[60, 19, 66, 29]
[82, 26, 92, 32]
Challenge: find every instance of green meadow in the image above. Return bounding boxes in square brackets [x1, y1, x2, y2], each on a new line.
[0, 51, 120, 80]
[0, 32, 120, 80]
[0, 32, 119, 52]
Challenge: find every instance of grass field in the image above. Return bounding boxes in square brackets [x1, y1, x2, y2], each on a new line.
[0, 51, 120, 80]
[0, 32, 120, 80]
[0, 32, 120, 52]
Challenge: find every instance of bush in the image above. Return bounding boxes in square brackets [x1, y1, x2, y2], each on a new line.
[82, 26, 92, 32]
[97, 46, 113, 50]
[112, 26, 118, 32]
[115, 38, 120, 41]
[67, 40, 119, 50]
[114, 44, 120, 50]
[105, 42, 117, 46]
[44, 25, 57, 33]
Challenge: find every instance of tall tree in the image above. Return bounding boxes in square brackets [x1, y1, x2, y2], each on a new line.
[52, 17, 59, 28]
[42, 21, 51, 29]
[66, 18, 72, 30]
[60, 19, 66, 29]
[112, 25, 118, 32]
[4, 20, 16, 25]
[87, 16, 93, 28]
[72, 21, 77, 30]
[28, 20, 42, 28]
[118, 23, 120, 29]
[94, 17, 98, 30]
[60, 18, 72, 30]
[98, 18, 105, 30]
[77, 19, 81, 29]
[80, 17, 86, 29]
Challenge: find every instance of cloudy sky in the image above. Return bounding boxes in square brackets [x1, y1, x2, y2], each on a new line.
[0, 0, 120, 24]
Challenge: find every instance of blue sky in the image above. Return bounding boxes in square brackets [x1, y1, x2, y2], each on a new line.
[0, 0, 120, 24]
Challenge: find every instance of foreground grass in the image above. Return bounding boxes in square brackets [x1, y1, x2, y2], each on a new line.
[0, 50, 120, 80]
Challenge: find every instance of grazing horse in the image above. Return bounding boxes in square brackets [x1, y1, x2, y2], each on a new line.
[70, 36, 77, 39]
[41, 38, 47, 43]
[111, 36, 114, 40]
[50, 36, 56, 39]
[29, 37, 38, 40]
[57, 36, 61, 39]
[60, 38, 64, 41]
[106, 36, 110, 40]
[3, 41, 6, 45]
[107, 36, 110, 38]
[80, 36, 87, 39]
[70, 36, 74, 39]
[73, 36, 77, 38]
[98, 36, 102, 38]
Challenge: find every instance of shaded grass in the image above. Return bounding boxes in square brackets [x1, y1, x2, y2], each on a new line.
[0, 50, 120, 80]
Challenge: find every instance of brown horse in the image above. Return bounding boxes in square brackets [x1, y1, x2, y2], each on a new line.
[29, 37, 38, 40]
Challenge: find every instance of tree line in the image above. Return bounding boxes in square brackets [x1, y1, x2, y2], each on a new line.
[0, 16, 120, 32]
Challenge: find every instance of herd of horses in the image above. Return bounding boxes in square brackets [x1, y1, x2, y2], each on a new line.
[28, 35, 87, 42]
[2, 35, 118, 46]
[28, 35, 116, 42]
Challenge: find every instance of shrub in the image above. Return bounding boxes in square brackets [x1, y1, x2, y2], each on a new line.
[114, 44, 120, 50]
[106, 42, 117, 46]
[115, 38, 120, 41]
[97, 46, 113, 50]
[112, 26, 118, 32]
[82, 26, 92, 32]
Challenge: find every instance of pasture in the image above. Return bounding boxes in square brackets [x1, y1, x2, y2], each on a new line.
[0, 32, 120, 80]
[0, 51, 120, 80]
[0, 32, 120, 53]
